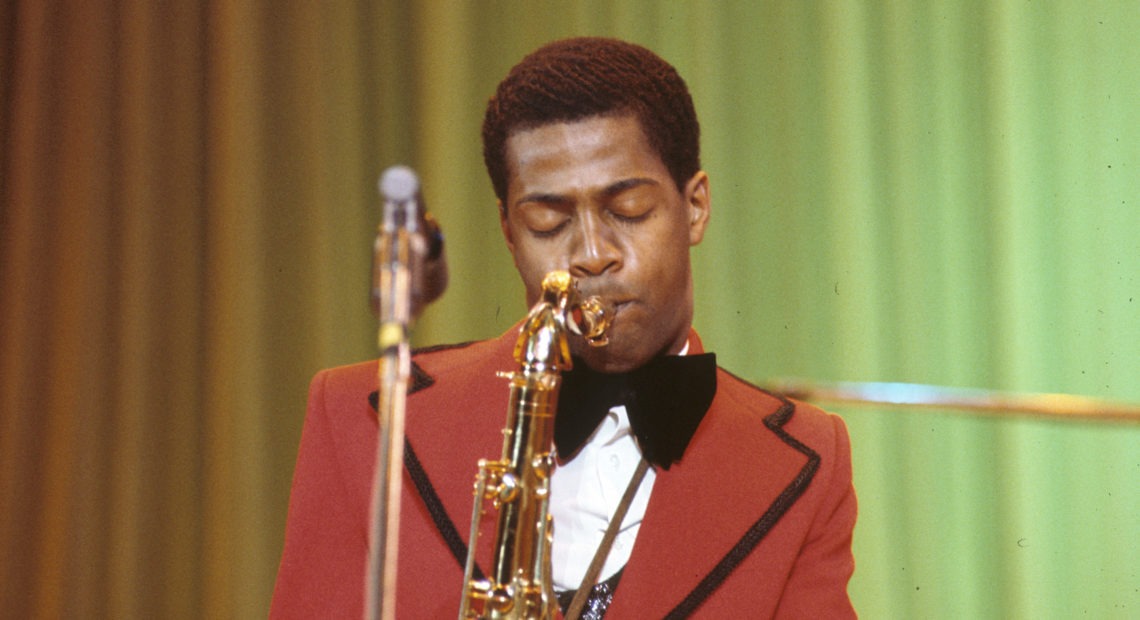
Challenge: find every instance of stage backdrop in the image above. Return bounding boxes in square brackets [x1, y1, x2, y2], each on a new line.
[2, 1, 1137, 618]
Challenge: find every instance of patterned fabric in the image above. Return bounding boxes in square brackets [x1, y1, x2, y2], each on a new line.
[556, 568, 624, 620]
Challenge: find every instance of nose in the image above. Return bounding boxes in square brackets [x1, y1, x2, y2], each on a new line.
[568, 212, 621, 277]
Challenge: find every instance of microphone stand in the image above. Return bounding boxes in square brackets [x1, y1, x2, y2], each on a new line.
[366, 166, 436, 620]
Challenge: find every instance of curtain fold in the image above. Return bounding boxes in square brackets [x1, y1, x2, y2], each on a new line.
[2, 1, 1137, 617]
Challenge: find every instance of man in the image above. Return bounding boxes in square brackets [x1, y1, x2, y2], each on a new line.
[272, 37, 856, 618]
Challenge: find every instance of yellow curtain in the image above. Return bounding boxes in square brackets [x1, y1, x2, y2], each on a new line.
[2, 1, 1137, 617]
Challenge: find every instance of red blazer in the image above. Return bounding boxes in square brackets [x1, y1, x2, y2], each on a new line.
[271, 328, 856, 618]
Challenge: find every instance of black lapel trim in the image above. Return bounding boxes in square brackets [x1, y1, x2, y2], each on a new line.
[408, 360, 435, 394]
[365, 341, 483, 577]
[402, 437, 482, 578]
[367, 363, 434, 411]
[664, 386, 820, 619]
[414, 340, 477, 355]
[366, 340, 478, 408]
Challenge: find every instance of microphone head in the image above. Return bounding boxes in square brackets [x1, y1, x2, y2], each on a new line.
[379, 165, 419, 202]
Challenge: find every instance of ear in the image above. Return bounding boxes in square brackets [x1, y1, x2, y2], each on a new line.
[498, 200, 516, 252]
[683, 171, 711, 246]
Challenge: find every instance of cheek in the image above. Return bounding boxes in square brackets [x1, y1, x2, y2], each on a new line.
[638, 222, 690, 275]
[634, 234, 692, 306]
[512, 241, 556, 276]
[643, 257, 686, 303]
[509, 241, 558, 303]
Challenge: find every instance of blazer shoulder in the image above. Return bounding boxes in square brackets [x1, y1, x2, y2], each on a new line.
[714, 367, 850, 455]
[410, 331, 516, 387]
[319, 358, 376, 381]
[307, 335, 501, 404]
[309, 359, 377, 411]
[411, 339, 482, 374]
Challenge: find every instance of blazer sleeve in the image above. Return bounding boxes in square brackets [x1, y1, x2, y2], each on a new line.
[774, 412, 858, 619]
[270, 370, 367, 619]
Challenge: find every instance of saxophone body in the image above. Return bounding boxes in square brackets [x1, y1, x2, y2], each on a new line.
[459, 271, 611, 619]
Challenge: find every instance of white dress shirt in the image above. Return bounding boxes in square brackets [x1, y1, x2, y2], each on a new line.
[549, 404, 656, 590]
[549, 342, 689, 591]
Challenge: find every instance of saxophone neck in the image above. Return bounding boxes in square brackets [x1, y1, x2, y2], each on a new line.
[513, 271, 612, 372]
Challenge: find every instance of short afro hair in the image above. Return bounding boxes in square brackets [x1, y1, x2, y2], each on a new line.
[482, 37, 701, 204]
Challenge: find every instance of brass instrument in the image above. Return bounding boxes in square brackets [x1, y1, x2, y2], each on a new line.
[459, 271, 612, 619]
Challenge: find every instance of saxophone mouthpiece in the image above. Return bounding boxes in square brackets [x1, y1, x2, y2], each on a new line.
[569, 296, 612, 347]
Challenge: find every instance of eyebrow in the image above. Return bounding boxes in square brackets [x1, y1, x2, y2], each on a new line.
[515, 192, 570, 208]
[601, 177, 659, 198]
[515, 177, 660, 207]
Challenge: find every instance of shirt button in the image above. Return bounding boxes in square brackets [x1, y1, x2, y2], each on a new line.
[609, 454, 621, 469]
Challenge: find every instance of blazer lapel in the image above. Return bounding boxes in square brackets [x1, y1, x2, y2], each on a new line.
[608, 387, 818, 618]
[399, 330, 518, 569]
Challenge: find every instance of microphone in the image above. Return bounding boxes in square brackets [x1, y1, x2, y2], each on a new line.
[373, 165, 448, 318]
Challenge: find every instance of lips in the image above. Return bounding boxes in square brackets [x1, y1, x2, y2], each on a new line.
[576, 283, 627, 304]
[602, 299, 630, 321]
[575, 285, 626, 310]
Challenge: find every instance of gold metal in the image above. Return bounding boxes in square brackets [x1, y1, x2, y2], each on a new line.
[459, 271, 612, 619]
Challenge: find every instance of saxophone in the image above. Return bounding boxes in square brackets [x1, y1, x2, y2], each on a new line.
[459, 271, 612, 619]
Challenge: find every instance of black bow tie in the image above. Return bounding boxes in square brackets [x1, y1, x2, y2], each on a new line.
[554, 353, 717, 469]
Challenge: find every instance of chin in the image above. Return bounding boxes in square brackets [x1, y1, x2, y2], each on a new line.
[571, 339, 651, 374]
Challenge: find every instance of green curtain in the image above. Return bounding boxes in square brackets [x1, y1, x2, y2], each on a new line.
[2, 1, 1136, 617]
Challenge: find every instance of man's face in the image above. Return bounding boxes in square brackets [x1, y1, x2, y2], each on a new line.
[499, 114, 710, 373]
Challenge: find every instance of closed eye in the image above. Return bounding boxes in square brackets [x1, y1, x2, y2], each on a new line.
[515, 198, 572, 238]
[610, 208, 652, 224]
[606, 182, 657, 224]
[530, 219, 570, 238]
